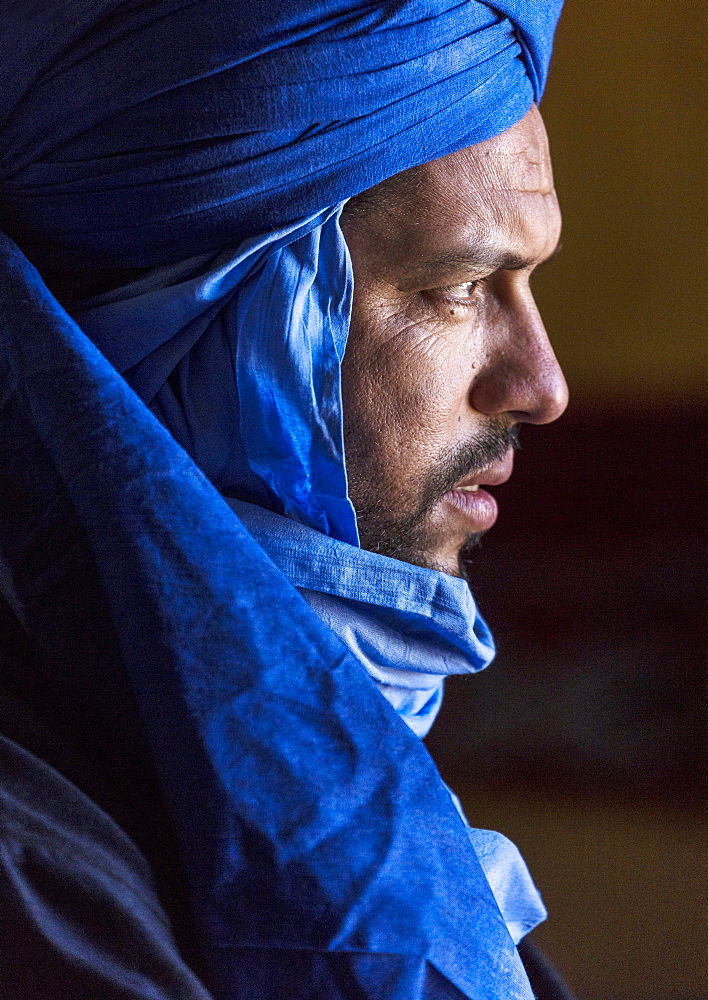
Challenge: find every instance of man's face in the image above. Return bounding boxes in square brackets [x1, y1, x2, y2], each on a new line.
[340, 105, 568, 576]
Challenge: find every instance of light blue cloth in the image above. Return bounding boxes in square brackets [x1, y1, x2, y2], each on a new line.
[449, 795, 548, 946]
[229, 498, 547, 946]
[76, 208, 359, 543]
[225, 498, 495, 737]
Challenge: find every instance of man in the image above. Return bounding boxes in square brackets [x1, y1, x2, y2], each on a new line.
[0, 2, 573, 997]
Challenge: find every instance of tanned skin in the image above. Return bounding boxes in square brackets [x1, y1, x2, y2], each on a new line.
[340, 105, 568, 576]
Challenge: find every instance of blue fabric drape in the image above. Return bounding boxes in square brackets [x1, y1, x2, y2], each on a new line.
[0, 232, 534, 998]
[76, 207, 358, 541]
[0, 0, 562, 268]
[223, 500, 547, 947]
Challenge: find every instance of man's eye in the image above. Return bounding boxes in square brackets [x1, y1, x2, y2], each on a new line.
[437, 281, 481, 304]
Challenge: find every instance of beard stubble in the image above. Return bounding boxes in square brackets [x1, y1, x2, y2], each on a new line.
[350, 421, 520, 576]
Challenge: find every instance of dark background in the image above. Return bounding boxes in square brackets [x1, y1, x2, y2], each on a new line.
[426, 3, 706, 997]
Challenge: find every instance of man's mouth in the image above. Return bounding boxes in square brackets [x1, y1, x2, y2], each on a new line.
[442, 450, 515, 532]
[451, 448, 515, 492]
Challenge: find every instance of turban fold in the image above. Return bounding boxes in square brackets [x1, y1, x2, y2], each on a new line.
[1, 0, 562, 268]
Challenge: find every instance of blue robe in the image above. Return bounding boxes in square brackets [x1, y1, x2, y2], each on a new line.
[0, 230, 533, 998]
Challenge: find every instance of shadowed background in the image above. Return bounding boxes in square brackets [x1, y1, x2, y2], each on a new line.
[425, 2, 706, 997]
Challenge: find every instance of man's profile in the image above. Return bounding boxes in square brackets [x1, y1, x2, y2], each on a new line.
[0, 2, 574, 997]
[341, 105, 566, 573]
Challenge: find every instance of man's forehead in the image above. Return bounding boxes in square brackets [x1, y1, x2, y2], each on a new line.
[420, 106, 554, 200]
[462, 146, 554, 195]
[343, 107, 559, 280]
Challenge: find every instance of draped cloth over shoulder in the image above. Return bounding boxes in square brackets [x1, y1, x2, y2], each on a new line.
[0, 233, 534, 997]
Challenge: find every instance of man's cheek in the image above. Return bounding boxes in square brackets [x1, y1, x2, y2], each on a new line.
[344, 309, 461, 485]
[368, 325, 456, 423]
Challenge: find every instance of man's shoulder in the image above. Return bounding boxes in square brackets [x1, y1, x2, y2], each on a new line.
[0, 693, 213, 1000]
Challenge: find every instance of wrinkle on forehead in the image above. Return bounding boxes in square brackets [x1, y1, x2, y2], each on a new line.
[426, 106, 554, 198]
[473, 148, 554, 194]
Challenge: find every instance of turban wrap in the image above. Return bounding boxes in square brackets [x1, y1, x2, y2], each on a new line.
[0, 3, 562, 998]
[0, 0, 561, 268]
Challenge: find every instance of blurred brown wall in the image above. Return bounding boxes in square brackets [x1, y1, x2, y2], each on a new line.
[534, 0, 705, 408]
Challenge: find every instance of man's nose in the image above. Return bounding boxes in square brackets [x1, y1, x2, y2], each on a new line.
[469, 293, 569, 425]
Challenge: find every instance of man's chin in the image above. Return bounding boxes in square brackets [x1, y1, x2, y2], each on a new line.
[458, 532, 485, 582]
[354, 495, 488, 577]
[422, 531, 485, 579]
[371, 531, 485, 579]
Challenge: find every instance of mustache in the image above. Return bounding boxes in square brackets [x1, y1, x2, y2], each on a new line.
[350, 420, 521, 565]
[417, 421, 521, 513]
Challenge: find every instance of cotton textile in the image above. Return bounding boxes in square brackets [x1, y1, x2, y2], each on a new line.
[0, 0, 562, 268]
[228, 498, 548, 947]
[0, 232, 535, 998]
[76, 207, 358, 542]
[225, 497, 496, 739]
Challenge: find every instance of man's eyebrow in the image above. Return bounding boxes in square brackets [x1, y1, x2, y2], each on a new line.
[407, 241, 562, 283]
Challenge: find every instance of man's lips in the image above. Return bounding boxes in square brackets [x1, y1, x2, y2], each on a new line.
[441, 450, 515, 532]
[451, 447, 515, 491]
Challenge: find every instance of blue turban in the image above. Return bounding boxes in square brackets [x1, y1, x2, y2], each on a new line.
[1, 0, 561, 268]
[0, 3, 562, 998]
